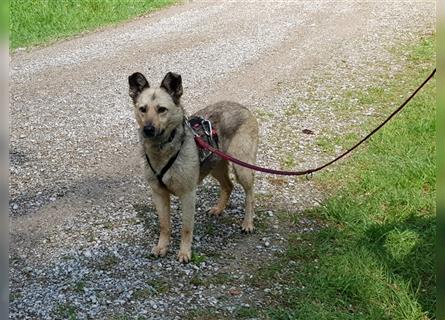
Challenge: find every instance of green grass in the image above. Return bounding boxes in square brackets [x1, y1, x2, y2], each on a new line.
[10, 0, 176, 49]
[254, 35, 436, 319]
[0, 1, 8, 40]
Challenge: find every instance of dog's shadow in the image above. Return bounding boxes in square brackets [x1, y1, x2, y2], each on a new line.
[132, 178, 247, 254]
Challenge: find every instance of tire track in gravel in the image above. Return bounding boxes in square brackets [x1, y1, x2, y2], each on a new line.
[9, 1, 435, 319]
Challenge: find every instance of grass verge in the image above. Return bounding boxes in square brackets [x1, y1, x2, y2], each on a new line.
[254, 35, 436, 319]
[10, 0, 176, 49]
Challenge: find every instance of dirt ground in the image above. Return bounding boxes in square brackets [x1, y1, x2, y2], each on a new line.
[9, 1, 435, 319]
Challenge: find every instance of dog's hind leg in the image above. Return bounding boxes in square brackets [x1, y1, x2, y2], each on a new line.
[209, 161, 233, 216]
[151, 188, 171, 257]
[233, 165, 256, 233]
[227, 122, 258, 233]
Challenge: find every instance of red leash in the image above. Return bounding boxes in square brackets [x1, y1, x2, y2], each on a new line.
[195, 68, 436, 176]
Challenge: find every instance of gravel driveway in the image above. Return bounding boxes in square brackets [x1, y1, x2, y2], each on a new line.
[9, 1, 435, 319]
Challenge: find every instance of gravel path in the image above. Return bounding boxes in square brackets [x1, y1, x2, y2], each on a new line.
[9, 1, 435, 319]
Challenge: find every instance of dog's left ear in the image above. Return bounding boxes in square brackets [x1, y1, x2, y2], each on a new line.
[160, 72, 183, 104]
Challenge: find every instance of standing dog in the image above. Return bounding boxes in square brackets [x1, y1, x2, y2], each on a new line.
[128, 72, 259, 263]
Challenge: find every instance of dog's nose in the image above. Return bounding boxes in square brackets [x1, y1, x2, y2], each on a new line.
[143, 124, 156, 137]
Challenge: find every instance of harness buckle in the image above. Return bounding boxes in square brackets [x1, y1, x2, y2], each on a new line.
[185, 117, 199, 137]
[201, 119, 215, 145]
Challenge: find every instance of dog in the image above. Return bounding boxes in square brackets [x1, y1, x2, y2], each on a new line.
[128, 71, 259, 263]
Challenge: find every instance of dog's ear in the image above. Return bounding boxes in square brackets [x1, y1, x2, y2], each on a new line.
[160, 72, 183, 104]
[129, 72, 149, 101]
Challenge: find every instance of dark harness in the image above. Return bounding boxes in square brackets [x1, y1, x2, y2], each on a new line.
[188, 116, 219, 164]
[144, 142, 184, 189]
[144, 117, 219, 189]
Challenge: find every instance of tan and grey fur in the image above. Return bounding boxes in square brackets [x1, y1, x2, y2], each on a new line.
[128, 72, 258, 263]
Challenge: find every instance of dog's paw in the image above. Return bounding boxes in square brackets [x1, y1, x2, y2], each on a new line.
[208, 206, 224, 216]
[177, 249, 192, 263]
[151, 245, 168, 257]
[241, 221, 254, 233]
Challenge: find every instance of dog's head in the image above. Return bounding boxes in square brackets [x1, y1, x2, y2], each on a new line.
[128, 72, 184, 140]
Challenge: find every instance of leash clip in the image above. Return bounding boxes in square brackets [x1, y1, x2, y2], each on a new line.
[201, 119, 215, 145]
[202, 119, 212, 136]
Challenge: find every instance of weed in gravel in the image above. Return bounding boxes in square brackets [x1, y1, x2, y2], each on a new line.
[72, 280, 86, 293]
[146, 279, 170, 294]
[190, 276, 205, 287]
[284, 102, 304, 117]
[190, 272, 235, 288]
[53, 303, 77, 320]
[9, 292, 22, 302]
[267, 177, 288, 187]
[127, 217, 141, 225]
[205, 250, 222, 259]
[102, 221, 115, 229]
[133, 287, 156, 300]
[191, 252, 207, 265]
[235, 306, 260, 318]
[184, 308, 225, 320]
[94, 254, 119, 271]
[253, 215, 268, 232]
[207, 273, 235, 286]
[280, 153, 297, 170]
[220, 215, 238, 224]
[255, 109, 275, 121]
[110, 314, 139, 320]
[203, 223, 217, 236]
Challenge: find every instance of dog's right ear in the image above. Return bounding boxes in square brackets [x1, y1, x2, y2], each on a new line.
[128, 72, 149, 101]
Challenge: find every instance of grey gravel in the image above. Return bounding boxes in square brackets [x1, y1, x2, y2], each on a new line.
[9, 1, 434, 319]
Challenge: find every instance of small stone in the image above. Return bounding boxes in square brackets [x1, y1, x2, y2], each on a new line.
[84, 250, 92, 258]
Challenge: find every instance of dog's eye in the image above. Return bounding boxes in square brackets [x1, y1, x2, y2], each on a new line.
[139, 106, 147, 113]
[158, 107, 167, 114]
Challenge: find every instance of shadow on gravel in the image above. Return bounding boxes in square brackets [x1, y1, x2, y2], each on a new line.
[9, 173, 144, 216]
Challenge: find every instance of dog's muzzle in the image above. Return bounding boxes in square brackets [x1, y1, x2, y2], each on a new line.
[143, 124, 156, 138]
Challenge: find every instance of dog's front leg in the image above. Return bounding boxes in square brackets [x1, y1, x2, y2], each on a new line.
[151, 188, 171, 257]
[177, 191, 196, 263]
